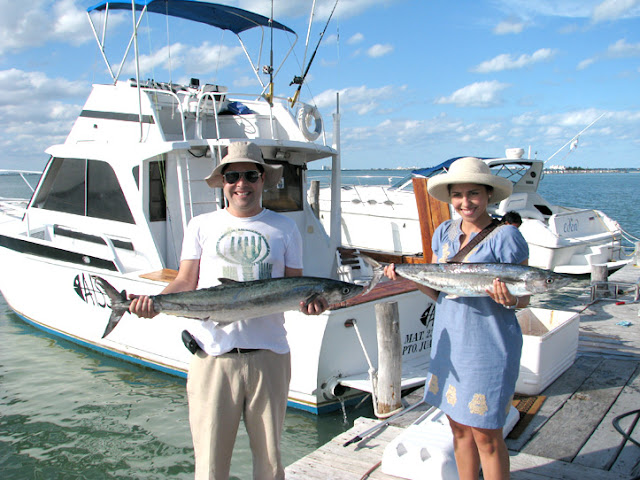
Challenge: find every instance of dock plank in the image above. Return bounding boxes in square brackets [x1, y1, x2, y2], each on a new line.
[574, 362, 640, 472]
[521, 357, 636, 462]
[506, 355, 602, 452]
[509, 451, 631, 479]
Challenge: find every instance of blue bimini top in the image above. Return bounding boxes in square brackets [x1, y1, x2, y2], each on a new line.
[87, 0, 295, 35]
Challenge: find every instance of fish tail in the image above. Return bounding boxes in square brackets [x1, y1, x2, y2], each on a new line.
[93, 276, 128, 338]
[359, 254, 385, 295]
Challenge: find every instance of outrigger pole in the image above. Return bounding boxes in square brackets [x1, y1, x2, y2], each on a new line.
[289, 0, 339, 108]
[545, 112, 605, 164]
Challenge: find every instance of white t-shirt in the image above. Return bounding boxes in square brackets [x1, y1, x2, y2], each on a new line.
[181, 208, 303, 355]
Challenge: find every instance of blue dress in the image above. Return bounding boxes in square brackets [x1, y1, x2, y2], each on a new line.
[423, 219, 529, 429]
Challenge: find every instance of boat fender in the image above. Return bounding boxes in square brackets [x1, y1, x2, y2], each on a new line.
[297, 104, 322, 141]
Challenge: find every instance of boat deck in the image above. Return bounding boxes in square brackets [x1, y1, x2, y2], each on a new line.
[285, 264, 640, 479]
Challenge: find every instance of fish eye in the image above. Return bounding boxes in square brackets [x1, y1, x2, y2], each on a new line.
[342, 287, 351, 294]
[546, 278, 553, 284]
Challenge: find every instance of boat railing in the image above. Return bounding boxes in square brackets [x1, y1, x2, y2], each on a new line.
[144, 84, 330, 146]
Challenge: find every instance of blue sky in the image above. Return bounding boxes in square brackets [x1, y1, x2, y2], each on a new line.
[1, 0, 639, 171]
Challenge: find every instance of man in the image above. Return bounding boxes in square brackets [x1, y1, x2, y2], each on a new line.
[129, 141, 327, 480]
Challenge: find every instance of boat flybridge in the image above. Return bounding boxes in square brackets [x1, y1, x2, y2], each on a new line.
[316, 148, 633, 274]
[0, 0, 434, 414]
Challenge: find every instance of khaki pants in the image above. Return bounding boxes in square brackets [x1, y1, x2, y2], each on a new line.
[187, 349, 291, 480]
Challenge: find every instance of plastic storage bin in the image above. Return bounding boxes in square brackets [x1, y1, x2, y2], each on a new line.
[515, 307, 580, 395]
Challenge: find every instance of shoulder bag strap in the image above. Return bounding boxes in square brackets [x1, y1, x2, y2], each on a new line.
[447, 218, 502, 263]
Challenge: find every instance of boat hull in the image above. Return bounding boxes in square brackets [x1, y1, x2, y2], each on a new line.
[0, 241, 434, 414]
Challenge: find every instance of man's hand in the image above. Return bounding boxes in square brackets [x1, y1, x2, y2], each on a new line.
[128, 294, 158, 318]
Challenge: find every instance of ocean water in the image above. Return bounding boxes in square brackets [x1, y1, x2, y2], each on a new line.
[1, 171, 639, 479]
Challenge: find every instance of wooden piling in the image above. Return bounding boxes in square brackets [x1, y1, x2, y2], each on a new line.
[590, 264, 609, 300]
[309, 180, 320, 218]
[375, 301, 402, 417]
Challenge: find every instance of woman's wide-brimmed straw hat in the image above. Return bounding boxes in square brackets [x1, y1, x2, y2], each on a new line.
[205, 141, 283, 189]
[427, 156, 513, 204]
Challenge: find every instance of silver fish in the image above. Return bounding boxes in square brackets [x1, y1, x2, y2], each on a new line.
[95, 276, 364, 338]
[361, 255, 572, 297]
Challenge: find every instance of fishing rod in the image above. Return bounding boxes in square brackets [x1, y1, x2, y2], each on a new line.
[289, 0, 339, 108]
[343, 400, 432, 447]
[263, 0, 275, 106]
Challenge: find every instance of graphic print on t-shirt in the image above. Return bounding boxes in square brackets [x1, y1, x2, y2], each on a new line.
[216, 228, 272, 280]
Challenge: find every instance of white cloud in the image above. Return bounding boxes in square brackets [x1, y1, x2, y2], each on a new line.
[313, 84, 406, 115]
[124, 42, 245, 76]
[0, 1, 94, 55]
[592, 0, 640, 22]
[494, 18, 525, 34]
[0, 69, 89, 106]
[239, 0, 401, 21]
[472, 48, 557, 73]
[348, 33, 365, 45]
[607, 38, 640, 57]
[577, 58, 595, 70]
[577, 38, 640, 69]
[366, 44, 394, 58]
[0, 68, 88, 168]
[435, 81, 510, 107]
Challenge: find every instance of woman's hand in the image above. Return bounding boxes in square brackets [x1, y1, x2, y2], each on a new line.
[300, 296, 329, 315]
[128, 294, 158, 318]
[486, 278, 517, 308]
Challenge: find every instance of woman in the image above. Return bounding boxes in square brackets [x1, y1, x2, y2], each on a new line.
[384, 157, 529, 480]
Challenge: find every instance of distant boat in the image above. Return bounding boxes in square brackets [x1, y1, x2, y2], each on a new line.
[316, 148, 634, 274]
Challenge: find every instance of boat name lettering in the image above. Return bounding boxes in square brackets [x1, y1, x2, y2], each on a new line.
[402, 302, 435, 356]
[402, 337, 430, 355]
[563, 217, 579, 234]
[74, 273, 108, 308]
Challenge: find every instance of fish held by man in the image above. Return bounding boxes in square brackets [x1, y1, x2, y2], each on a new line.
[361, 255, 572, 297]
[95, 276, 364, 338]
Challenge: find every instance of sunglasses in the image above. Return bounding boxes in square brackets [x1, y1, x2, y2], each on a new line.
[223, 170, 262, 184]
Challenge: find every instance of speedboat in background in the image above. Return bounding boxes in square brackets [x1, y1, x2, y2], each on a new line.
[315, 148, 634, 274]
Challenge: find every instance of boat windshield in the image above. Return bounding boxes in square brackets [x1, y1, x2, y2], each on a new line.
[487, 161, 534, 185]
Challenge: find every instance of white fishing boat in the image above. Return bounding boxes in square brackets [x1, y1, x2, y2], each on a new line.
[0, 1, 434, 414]
[315, 148, 636, 274]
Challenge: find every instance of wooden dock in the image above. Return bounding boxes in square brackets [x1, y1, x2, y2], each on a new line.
[286, 264, 640, 479]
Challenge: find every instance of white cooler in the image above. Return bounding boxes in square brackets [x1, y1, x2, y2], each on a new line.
[515, 308, 580, 395]
[381, 406, 519, 480]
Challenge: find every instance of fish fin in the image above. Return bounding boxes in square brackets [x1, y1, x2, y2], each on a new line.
[218, 278, 241, 285]
[92, 276, 129, 338]
[359, 254, 385, 295]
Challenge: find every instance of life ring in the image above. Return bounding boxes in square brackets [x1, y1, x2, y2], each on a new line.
[297, 105, 323, 141]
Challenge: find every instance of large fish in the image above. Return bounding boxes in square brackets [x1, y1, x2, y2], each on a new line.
[95, 276, 364, 338]
[361, 255, 572, 297]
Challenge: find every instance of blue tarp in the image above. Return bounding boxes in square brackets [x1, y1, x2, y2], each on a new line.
[87, 0, 295, 35]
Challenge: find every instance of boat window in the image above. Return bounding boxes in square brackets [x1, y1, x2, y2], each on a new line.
[262, 162, 303, 212]
[32, 157, 135, 223]
[149, 160, 167, 221]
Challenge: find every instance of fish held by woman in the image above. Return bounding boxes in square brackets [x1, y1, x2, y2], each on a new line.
[361, 255, 572, 297]
[95, 276, 364, 338]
